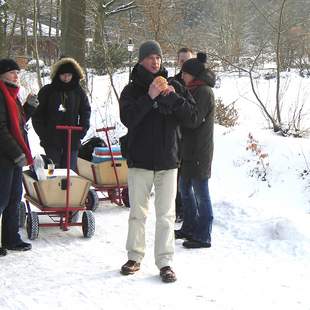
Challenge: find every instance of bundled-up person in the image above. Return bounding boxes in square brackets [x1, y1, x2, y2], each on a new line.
[175, 52, 216, 249]
[119, 40, 198, 283]
[32, 57, 91, 171]
[0, 59, 38, 256]
[170, 47, 194, 223]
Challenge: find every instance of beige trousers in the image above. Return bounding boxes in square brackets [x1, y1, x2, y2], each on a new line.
[126, 168, 177, 269]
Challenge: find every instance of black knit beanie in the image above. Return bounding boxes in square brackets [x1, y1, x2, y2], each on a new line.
[0, 59, 20, 75]
[138, 40, 163, 62]
[181, 52, 207, 78]
[57, 62, 77, 75]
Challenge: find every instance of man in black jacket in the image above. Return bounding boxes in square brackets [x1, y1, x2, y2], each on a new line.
[174, 47, 194, 84]
[172, 47, 194, 223]
[119, 40, 198, 283]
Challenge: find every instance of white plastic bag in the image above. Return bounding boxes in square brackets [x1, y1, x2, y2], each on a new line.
[33, 154, 46, 180]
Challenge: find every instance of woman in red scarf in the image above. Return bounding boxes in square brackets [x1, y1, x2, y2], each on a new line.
[0, 59, 38, 256]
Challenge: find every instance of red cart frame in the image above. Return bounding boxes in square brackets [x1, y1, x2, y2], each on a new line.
[20, 125, 95, 240]
[77, 126, 129, 211]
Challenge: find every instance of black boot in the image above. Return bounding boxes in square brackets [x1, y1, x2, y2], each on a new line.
[0, 247, 7, 256]
[6, 241, 32, 251]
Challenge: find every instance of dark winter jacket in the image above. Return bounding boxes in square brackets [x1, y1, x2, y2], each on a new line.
[180, 69, 216, 179]
[32, 58, 91, 150]
[119, 63, 198, 171]
[172, 71, 184, 85]
[0, 83, 35, 168]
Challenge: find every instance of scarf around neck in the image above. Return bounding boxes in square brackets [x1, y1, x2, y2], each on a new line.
[187, 79, 206, 92]
[0, 80, 33, 165]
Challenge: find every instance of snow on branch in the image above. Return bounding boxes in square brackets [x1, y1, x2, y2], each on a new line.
[105, 1, 136, 16]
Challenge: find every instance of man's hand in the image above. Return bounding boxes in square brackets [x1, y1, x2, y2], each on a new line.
[148, 81, 166, 99]
[162, 85, 175, 96]
[26, 94, 39, 108]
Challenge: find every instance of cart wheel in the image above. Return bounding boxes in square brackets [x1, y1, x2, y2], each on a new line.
[121, 188, 130, 208]
[85, 189, 99, 211]
[19, 201, 27, 228]
[82, 210, 95, 238]
[26, 211, 39, 240]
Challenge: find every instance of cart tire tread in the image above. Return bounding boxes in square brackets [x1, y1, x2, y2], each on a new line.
[85, 189, 99, 211]
[82, 210, 95, 238]
[19, 201, 27, 228]
[26, 211, 39, 240]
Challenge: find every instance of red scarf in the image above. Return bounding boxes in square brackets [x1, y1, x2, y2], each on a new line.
[0, 80, 33, 165]
[187, 79, 206, 92]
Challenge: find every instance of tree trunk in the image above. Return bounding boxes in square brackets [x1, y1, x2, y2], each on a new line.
[61, 0, 86, 67]
[33, 0, 43, 88]
[7, 13, 18, 57]
[275, 0, 287, 126]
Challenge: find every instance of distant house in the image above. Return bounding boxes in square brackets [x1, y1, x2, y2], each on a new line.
[7, 15, 60, 65]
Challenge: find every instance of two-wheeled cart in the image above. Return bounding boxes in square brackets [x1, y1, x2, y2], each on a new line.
[20, 125, 95, 240]
[77, 126, 129, 211]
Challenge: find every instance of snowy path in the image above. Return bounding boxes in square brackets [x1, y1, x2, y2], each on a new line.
[1, 199, 309, 310]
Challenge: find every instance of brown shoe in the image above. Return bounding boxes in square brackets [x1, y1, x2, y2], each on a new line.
[160, 266, 177, 283]
[120, 260, 140, 275]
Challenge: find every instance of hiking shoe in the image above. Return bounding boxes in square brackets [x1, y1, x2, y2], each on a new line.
[174, 229, 192, 240]
[6, 241, 32, 251]
[160, 266, 177, 283]
[0, 247, 7, 256]
[120, 260, 140, 275]
[182, 240, 211, 249]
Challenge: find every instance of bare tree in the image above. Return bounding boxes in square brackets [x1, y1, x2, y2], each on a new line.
[33, 0, 43, 88]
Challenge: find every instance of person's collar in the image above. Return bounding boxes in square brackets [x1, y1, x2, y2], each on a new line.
[0, 78, 20, 88]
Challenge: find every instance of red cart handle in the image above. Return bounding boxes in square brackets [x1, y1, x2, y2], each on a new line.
[56, 125, 83, 131]
[96, 126, 115, 133]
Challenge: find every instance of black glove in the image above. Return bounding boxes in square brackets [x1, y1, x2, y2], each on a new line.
[157, 92, 184, 115]
[14, 153, 27, 167]
[27, 94, 39, 108]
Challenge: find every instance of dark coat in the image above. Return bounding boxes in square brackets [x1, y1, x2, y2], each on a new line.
[119, 63, 198, 171]
[0, 86, 35, 168]
[180, 69, 216, 179]
[32, 58, 91, 151]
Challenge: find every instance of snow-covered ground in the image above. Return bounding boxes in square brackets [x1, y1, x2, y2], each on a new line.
[1, 70, 310, 310]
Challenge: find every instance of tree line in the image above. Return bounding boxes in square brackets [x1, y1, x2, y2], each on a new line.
[0, 0, 309, 73]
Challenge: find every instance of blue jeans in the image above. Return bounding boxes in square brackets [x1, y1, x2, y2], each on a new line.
[44, 146, 78, 172]
[179, 176, 213, 243]
[0, 165, 23, 247]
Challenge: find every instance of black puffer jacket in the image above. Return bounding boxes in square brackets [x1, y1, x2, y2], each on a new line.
[180, 69, 216, 179]
[0, 85, 35, 168]
[32, 58, 91, 150]
[119, 63, 198, 171]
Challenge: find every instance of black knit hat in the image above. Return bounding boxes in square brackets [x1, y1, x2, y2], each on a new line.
[139, 40, 163, 62]
[0, 59, 20, 75]
[181, 52, 207, 78]
[57, 62, 77, 75]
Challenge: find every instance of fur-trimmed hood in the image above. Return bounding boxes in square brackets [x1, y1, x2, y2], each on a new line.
[50, 57, 85, 81]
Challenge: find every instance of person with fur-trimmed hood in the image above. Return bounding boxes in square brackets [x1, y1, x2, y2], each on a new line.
[32, 57, 91, 171]
[174, 52, 216, 249]
[0, 58, 38, 256]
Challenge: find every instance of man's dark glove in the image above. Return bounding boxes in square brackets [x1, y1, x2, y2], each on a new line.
[157, 92, 184, 115]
